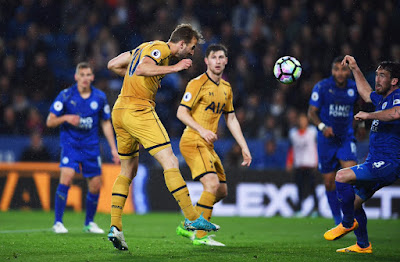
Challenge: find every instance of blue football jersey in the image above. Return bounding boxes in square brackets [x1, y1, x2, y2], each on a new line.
[50, 84, 111, 147]
[367, 89, 400, 161]
[309, 76, 359, 137]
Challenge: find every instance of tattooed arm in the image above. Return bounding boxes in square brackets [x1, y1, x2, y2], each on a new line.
[355, 107, 400, 122]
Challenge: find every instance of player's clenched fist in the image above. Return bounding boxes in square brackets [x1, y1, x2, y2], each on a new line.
[175, 58, 192, 71]
[341, 55, 359, 71]
[65, 114, 80, 126]
[354, 111, 370, 121]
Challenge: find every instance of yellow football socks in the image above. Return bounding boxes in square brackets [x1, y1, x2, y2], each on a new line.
[110, 175, 132, 231]
[164, 168, 199, 221]
[195, 191, 216, 238]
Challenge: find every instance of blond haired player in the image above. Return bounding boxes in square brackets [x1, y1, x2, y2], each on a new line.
[176, 44, 252, 246]
[107, 24, 219, 251]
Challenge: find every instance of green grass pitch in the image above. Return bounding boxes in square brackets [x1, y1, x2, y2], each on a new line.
[0, 211, 399, 262]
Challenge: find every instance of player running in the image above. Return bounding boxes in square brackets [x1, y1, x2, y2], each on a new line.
[107, 24, 219, 251]
[47, 62, 119, 234]
[323, 56, 400, 253]
[175, 44, 252, 246]
[308, 56, 359, 225]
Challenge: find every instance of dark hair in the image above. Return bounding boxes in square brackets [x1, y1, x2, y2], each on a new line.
[378, 61, 400, 81]
[169, 24, 204, 44]
[75, 62, 92, 74]
[332, 56, 344, 67]
[205, 44, 228, 58]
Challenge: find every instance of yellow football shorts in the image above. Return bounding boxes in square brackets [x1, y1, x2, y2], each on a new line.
[179, 135, 226, 182]
[112, 107, 171, 159]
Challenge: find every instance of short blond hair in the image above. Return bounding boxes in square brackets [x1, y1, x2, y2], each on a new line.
[75, 62, 93, 74]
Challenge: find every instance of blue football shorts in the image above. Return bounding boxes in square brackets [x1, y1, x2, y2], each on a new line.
[59, 145, 102, 177]
[317, 135, 357, 174]
[351, 160, 400, 201]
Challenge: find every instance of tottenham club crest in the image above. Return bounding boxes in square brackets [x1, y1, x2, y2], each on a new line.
[151, 49, 161, 59]
[90, 101, 98, 110]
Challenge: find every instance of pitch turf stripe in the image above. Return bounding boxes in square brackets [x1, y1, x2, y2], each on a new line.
[0, 228, 53, 233]
[171, 185, 187, 194]
[0, 227, 85, 234]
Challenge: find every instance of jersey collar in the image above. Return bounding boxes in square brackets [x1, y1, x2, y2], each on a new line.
[205, 72, 219, 86]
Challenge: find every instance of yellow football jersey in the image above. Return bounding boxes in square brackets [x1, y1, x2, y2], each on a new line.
[180, 73, 234, 136]
[113, 40, 171, 109]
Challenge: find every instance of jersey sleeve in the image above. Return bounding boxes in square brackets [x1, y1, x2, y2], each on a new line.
[309, 82, 322, 108]
[392, 92, 400, 107]
[142, 42, 170, 65]
[370, 91, 382, 106]
[100, 93, 111, 121]
[180, 79, 203, 110]
[224, 85, 234, 113]
[49, 90, 68, 116]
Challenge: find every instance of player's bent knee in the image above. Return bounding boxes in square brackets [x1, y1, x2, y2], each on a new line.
[335, 169, 350, 183]
[205, 182, 220, 194]
[219, 189, 228, 199]
[164, 154, 179, 170]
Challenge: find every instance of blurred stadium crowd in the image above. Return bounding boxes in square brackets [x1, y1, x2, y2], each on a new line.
[0, 0, 399, 167]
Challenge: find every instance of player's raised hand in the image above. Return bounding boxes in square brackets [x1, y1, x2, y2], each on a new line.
[200, 129, 218, 144]
[241, 148, 252, 167]
[64, 115, 80, 126]
[175, 59, 193, 71]
[342, 55, 359, 71]
[354, 111, 370, 121]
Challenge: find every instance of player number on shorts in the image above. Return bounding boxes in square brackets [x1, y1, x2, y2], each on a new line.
[373, 161, 385, 168]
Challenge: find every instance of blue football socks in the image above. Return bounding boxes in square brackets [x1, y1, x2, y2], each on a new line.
[354, 207, 369, 248]
[335, 181, 355, 228]
[325, 190, 342, 225]
[54, 184, 70, 224]
[85, 192, 100, 226]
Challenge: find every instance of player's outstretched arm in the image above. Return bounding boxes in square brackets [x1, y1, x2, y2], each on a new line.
[46, 112, 80, 128]
[177, 105, 217, 144]
[101, 120, 120, 164]
[107, 51, 131, 77]
[135, 57, 193, 77]
[342, 55, 372, 103]
[355, 107, 400, 122]
[224, 112, 252, 167]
